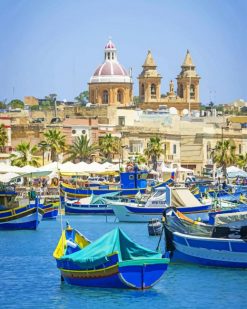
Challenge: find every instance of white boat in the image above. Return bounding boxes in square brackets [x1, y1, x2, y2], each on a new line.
[108, 186, 211, 222]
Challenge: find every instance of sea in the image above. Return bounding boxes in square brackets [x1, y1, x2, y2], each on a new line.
[0, 215, 246, 309]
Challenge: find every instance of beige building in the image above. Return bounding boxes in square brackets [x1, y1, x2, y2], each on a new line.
[88, 40, 133, 106]
[138, 50, 201, 115]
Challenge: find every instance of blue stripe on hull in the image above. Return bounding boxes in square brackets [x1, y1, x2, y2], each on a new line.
[173, 250, 247, 268]
[65, 207, 114, 215]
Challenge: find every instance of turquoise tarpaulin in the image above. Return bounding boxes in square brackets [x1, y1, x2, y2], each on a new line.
[61, 227, 162, 267]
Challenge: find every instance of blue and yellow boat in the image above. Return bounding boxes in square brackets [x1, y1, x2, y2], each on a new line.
[0, 189, 44, 230]
[53, 223, 170, 289]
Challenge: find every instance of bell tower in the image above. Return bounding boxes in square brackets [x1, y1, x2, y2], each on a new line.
[176, 50, 200, 103]
[138, 51, 162, 103]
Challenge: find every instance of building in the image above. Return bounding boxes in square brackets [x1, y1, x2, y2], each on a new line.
[138, 50, 201, 115]
[88, 39, 133, 106]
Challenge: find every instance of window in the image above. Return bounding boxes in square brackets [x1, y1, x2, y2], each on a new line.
[173, 144, 177, 154]
[190, 85, 195, 99]
[129, 175, 134, 180]
[117, 90, 123, 103]
[141, 84, 144, 96]
[108, 52, 110, 60]
[112, 53, 114, 60]
[72, 129, 76, 134]
[82, 129, 86, 134]
[118, 116, 125, 126]
[102, 90, 109, 104]
[179, 84, 183, 98]
[151, 84, 156, 95]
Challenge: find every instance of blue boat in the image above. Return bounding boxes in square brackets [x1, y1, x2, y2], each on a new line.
[42, 201, 59, 219]
[164, 207, 247, 268]
[53, 223, 170, 289]
[60, 170, 148, 198]
[64, 192, 121, 215]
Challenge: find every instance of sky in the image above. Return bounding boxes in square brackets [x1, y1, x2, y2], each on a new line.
[0, 0, 246, 104]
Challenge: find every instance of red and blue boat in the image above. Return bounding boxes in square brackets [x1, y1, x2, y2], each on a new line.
[53, 223, 170, 289]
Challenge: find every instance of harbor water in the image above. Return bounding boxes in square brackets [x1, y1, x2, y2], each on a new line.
[0, 215, 246, 309]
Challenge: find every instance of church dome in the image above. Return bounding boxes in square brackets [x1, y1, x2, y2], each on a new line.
[90, 39, 132, 84]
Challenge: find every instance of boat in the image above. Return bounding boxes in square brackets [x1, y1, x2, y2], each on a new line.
[60, 170, 148, 198]
[163, 207, 247, 268]
[148, 218, 163, 236]
[53, 223, 170, 289]
[108, 186, 211, 222]
[0, 187, 44, 230]
[42, 200, 59, 219]
[64, 192, 120, 215]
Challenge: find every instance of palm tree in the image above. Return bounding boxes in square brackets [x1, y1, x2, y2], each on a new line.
[144, 136, 163, 171]
[43, 129, 66, 162]
[99, 134, 120, 162]
[212, 139, 236, 178]
[10, 141, 40, 167]
[0, 124, 8, 152]
[38, 141, 50, 166]
[237, 153, 247, 170]
[65, 135, 98, 163]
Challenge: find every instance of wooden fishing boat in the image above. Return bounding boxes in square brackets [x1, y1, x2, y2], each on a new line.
[42, 201, 59, 219]
[0, 189, 44, 230]
[163, 207, 247, 268]
[53, 223, 170, 289]
[109, 186, 211, 222]
[60, 170, 148, 198]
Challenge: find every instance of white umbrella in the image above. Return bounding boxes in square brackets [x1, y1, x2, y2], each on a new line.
[87, 162, 106, 173]
[38, 162, 62, 172]
[0, 172, 20, 183]
[19, 165, 39, 173]
[0, 163, 23, 174]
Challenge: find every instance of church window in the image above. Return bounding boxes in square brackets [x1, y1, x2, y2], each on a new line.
[117, 90, 123, 103]
[151, 84, 156, 95]
[112, 53, 114, 60]
[108, 52, 110, 60]
[91, 90, 94, 103]
[179, 84, 183, 98]
[190, 85, 195, 99]
[141, 84, 145, 96]
[102, 90, 109, 104]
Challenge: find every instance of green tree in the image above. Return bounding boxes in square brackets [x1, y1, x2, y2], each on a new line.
[75, 91, 89, 105]
[133, 96, 140, 106]
[144, 136, 163, 171]
[65, 135, 98, 163]
[9, 99, 24, 109]
[44, 93, 57, 106]
[237, 153, 247, 170]
[43, 129, 66, 162]
[0, 124, 8, 152]
[10, 141, 40, 167]
[99, 134, 119, 162]
[212, 139, 236, 178]
[0, 99, 7, 109]
[38, 141, 50, 166]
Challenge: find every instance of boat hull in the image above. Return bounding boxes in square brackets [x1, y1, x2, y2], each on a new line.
[0, 206, 43, 230]
[42, 203, 58, 219]
[65, 202, 113, 215]
[170, 231, 247, 268]
[58, 258, 169, 289]
[110, 202, 210, 222]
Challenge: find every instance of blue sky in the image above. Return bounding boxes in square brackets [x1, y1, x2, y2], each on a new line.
[0, 0, 246, 104]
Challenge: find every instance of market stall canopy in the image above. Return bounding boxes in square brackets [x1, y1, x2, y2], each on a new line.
[0, 172, 20, 183]
[0, 163, 23, 174]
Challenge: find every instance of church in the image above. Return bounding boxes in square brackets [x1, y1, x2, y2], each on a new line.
[88, 39, 201, 114]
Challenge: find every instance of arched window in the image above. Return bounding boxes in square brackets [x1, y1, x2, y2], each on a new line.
[102, 90, 109, 104]
[151, 84, 156, 95]
[190, 85, 195, 99]
[117, 90, 123, 103]
[141, 84, 145, 96]
[107, 52, 110, 60]
[112, 53, 114, 60]
[179, 84, 183, 98]
[91, 90, 94, 103]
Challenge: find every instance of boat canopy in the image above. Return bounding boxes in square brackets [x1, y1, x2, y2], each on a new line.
[60, 227, 162, 267]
